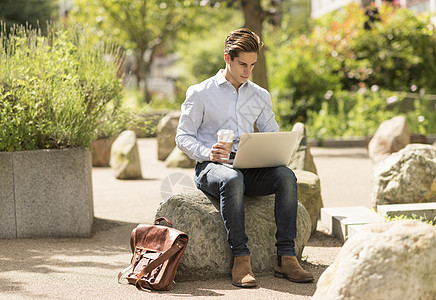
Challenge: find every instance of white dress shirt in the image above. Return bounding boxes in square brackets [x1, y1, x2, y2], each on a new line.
[176, 69, 279, 162]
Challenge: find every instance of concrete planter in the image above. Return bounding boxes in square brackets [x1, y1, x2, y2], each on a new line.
[0, 148, 94, 238]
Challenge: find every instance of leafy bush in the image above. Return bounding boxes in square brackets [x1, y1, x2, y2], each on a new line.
[304, 88, 436, 139]
[269, 35, 342, 125]
[0, 23, 125, 151]
[268, 3, 436, 131]
[343, 5, 436, 93]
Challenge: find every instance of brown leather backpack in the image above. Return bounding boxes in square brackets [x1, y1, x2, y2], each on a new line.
[118, 217, 188, 291]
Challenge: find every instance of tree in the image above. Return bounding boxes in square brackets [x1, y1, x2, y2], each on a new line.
[71, 0, 199, 103]
[240, 0, 269, 90]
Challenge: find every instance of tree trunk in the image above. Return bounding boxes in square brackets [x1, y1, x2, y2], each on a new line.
[241, 0, 268, 90]
[135, 47, 151, 103]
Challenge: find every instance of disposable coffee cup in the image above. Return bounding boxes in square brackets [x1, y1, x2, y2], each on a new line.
[217, 129, 234, 153]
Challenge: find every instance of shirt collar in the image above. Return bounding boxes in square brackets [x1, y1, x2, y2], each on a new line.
[215, 69, 249, 89]
[215, 69, 227, 86]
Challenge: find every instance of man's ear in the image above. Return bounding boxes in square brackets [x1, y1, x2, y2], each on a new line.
[224, 53, 230, 64]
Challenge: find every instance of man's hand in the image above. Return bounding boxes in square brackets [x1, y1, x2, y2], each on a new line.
[209, 142, 230, 163]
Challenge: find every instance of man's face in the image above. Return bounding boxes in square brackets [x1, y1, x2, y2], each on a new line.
[224, 51, 258, 88]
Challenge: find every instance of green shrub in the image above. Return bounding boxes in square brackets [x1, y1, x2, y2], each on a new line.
[0, 23, 125, 151]
[268, 3, 436, 131]
[344, 5, 436, 93]
[305, 88, 436, 139]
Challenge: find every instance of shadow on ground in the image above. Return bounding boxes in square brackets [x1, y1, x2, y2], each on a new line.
[0, 218, 137, 278]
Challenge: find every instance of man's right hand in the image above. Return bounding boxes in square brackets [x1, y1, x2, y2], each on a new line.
[209, 143, 231, 163]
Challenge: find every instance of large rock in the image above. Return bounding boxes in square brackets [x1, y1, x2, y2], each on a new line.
[156, 110, 180, 161]
[372, 144, 436, 207]
[110, 130, 142, 179]
[91, 137, 114, 167]
[368, 116, 410, 164]
[155, 190, 311, 281]
[288, 122, 318, 174]
[165, 146, 196, 168]
[312, 220, 436, 300]
[294, 170, 323, 233]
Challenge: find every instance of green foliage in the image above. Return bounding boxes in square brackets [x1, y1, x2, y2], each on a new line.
[343, 5, 436, 93]
[71, 0, 200, 50]
[0, 23, 125, 151]
[384, 214, 436, 226]
[71, 0, 213, 103]
[174, 7, 242, 98]
[268, 3, 436, 134]
[269, 35, 342, 125]
[304, 88, 436, 139]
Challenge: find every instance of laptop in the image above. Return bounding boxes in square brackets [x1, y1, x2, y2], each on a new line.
[226, 131, 300, 169]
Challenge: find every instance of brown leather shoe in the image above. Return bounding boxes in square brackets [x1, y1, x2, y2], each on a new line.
[231, 255, 257, 288]
[274, 255, 314, 283]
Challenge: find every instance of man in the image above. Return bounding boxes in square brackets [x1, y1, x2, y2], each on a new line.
[176, 28, 314, 288]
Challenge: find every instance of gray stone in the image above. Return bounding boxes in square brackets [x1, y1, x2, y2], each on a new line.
[0, 153, 17, 238]
[110, 130, 142, 179]
[156, 110, 180, 161]
[165, 147, 196, 168]
[294, 170, 323, 233]
[6, 148, 94, 238]
[289, 123, 318, 174]
[91, 137, 114, 167]
[372, 144, 436, 207]
[312, 220, 436, 300]
[368, 116, 410, 164]
[155, 190, 311, 281]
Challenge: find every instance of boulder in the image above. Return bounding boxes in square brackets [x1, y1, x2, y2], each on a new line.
[110, 130, 142, 179]
[155, 190, 311, 281]
[372, 144, 436, 207]
[156, 110, 180, 161]
[91, 137, 114, 167]
[294, 170, 323, 233]
[165, 147, 196, 168]
[312, 220, 436, 300]
[368, 116, 410, 164]
[288, 123, 318, 174]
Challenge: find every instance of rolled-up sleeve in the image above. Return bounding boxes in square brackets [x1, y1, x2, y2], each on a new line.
[175, 88, 211, 162]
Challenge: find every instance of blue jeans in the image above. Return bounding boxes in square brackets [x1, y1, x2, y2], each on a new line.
[194, 161, 298, 257]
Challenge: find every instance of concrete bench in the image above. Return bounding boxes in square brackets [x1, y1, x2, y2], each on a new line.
[321, 206, 385, 241]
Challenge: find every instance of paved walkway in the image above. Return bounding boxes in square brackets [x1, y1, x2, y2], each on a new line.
[0, 138, 373, 299]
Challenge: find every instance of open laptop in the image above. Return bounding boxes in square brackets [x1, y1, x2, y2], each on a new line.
[225, 131, 300, 169]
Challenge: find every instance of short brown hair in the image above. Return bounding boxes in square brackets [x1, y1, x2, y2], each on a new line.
[224, 28, 263, 60]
